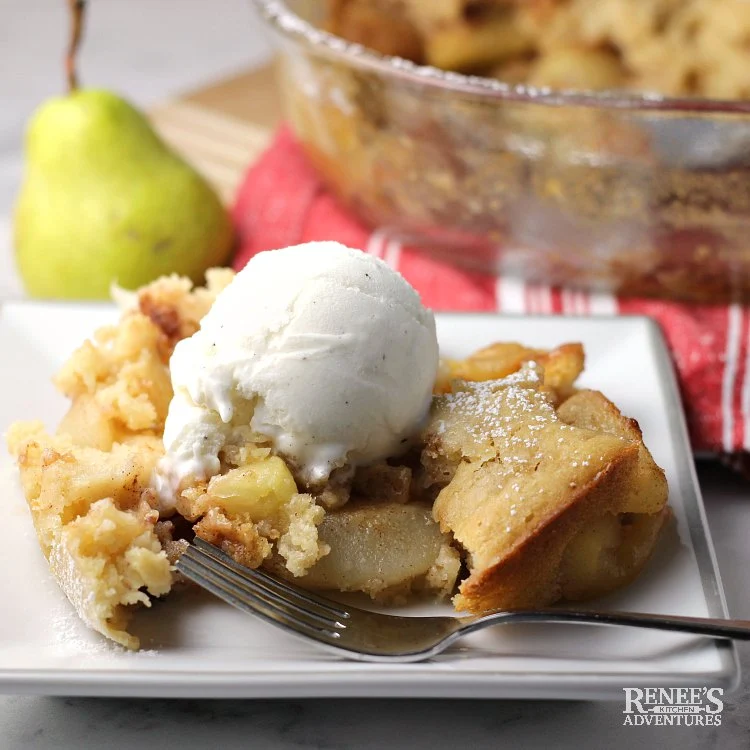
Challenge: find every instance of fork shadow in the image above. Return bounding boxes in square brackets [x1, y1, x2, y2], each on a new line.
[129, 586, 230, 650]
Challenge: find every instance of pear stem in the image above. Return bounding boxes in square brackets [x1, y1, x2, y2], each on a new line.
[65, 0, 87, 92]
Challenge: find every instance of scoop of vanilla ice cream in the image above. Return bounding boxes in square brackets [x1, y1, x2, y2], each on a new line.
[161, 242, 439, 491]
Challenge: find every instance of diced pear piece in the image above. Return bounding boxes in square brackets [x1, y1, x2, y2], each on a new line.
[207, 457, 298, 520]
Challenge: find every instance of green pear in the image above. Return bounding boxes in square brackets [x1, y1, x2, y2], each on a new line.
[15, 89, 234, 299]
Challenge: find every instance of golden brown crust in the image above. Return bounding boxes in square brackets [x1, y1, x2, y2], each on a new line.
[424, 371, 669, 613]
[453, 445, 638, 611]
[54, 313, 173, 435]
[435, 341, 584, 398]
[194, 508, 273, 569]
[557, 389, 668, 514]
[135, 268, 235, 351]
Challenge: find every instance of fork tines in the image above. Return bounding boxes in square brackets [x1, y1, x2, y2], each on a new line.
[175, 538, 350, 647]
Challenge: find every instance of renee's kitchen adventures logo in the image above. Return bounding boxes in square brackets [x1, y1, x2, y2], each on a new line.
[623, 688, 724, 726]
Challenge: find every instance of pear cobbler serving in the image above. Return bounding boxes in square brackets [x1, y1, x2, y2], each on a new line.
[7, 242, 670, 649]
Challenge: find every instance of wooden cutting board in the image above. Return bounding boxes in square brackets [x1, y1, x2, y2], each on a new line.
[149, 63, 282, 204]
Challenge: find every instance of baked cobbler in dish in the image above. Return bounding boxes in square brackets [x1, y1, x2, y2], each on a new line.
[327, 0, 750, 99]
[8, 243, 669, 648]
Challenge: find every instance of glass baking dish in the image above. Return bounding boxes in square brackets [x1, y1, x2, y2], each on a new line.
[252, 0, 750, 303]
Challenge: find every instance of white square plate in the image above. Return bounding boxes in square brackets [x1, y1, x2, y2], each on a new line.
[0, 303, 739, 699]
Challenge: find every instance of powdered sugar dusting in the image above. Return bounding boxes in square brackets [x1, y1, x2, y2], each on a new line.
[441, 363, 554, 455]
[50, 602, 120, 658]
[49, 537, 98, 632]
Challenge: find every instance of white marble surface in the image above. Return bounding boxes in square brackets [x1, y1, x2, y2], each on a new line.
[1, 2, 749, 748]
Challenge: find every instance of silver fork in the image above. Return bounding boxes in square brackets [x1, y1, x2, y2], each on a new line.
[176, 538, 750, 662]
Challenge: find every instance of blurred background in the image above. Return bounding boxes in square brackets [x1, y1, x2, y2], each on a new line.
[0, 0, 273, 296]
[7, 0, 750, 307]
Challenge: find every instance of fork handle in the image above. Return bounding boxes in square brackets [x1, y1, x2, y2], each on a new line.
[461, 609, 750, 640]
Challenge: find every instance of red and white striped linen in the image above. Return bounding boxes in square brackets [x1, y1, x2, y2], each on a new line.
[232, 127, 750, 463]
